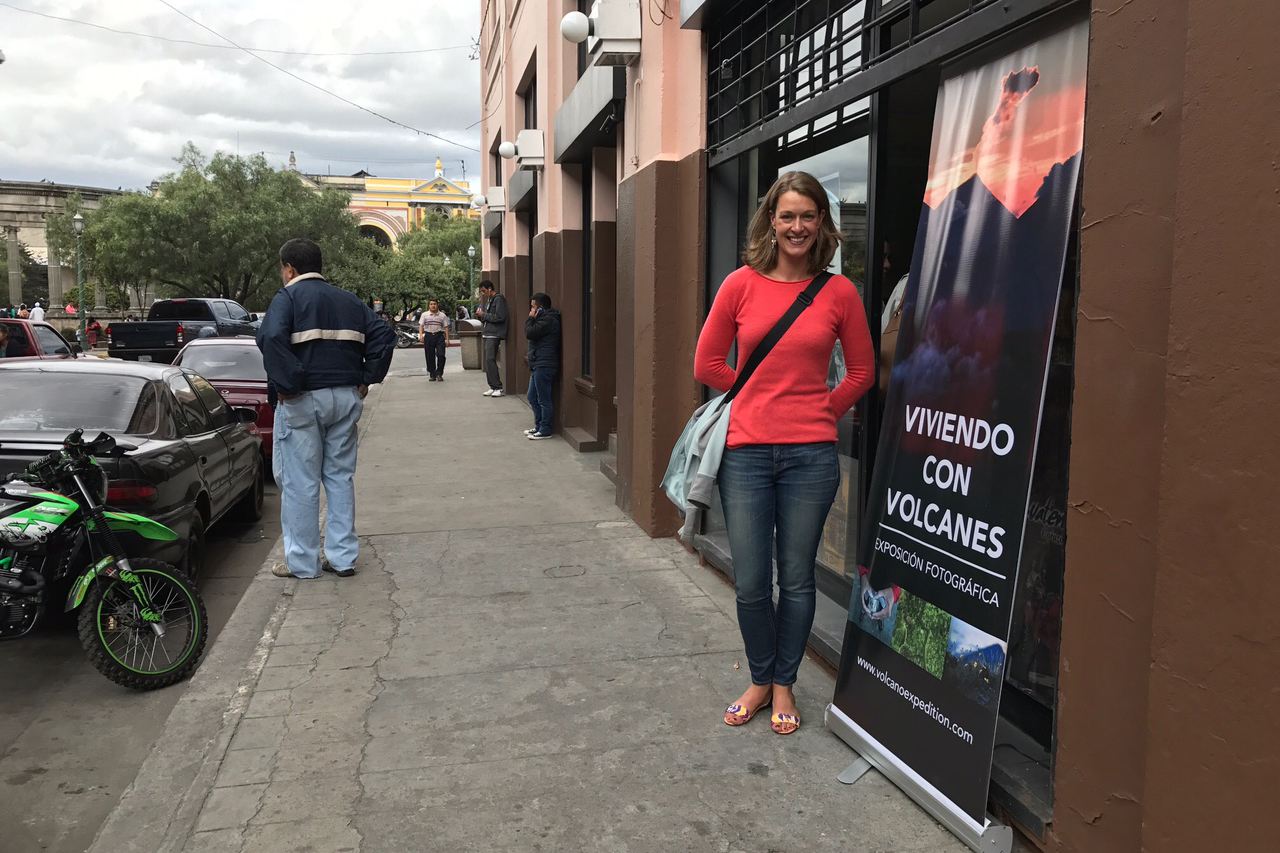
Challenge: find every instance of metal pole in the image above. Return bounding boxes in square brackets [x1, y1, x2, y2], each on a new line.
[76, 232, 86, 347]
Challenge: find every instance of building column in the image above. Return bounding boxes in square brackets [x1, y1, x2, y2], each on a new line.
[614, 153, 706, 536]
[48, 262, 64, 309]
[5, 226, 21, 306]
[94, 282, 107, 312]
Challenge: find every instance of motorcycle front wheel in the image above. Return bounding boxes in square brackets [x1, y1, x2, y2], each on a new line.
[78, 559, 208, 690]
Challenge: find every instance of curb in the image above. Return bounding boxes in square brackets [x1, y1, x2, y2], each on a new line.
[85, 382, 389, 853]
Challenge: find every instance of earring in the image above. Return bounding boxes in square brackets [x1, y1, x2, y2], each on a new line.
[770, 233, 776, 246]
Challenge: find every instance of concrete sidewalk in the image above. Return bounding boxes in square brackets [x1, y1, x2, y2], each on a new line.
[89, 351, 965, 853]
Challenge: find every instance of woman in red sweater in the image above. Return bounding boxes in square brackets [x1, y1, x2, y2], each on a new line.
[694, 171, 875, 734]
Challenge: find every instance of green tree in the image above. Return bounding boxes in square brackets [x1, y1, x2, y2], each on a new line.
[325, 235, 395, 305]
[44, 190, 86, 268]
[85, 143, 360, 311]
[389, 215, 479, 317]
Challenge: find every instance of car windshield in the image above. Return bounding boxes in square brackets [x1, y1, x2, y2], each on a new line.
[176, 345, 267, 381]
[149, 301, 212, 321]
[0, 372, 158, 435]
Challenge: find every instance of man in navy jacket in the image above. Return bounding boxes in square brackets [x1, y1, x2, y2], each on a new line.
[258, 237, 396, 579]
[523, 292, 561, 439]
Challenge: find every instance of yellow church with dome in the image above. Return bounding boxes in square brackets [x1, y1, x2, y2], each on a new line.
[294, 155, 477, 247]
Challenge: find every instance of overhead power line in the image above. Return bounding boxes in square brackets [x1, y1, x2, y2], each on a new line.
[0, 2, 470, 57]
[261, 151, 453, 165]
[155, 1, 479, 153]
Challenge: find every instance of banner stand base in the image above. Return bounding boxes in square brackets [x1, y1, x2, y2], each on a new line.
[838, 756, 873, 785]
[826, 704, 1013, 853]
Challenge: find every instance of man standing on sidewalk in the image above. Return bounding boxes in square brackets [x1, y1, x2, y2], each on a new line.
[476, 279, 508, 397]
[524, 292, 561, 439]
[419, 299, 449, 381]
[258, 237, 397, 580]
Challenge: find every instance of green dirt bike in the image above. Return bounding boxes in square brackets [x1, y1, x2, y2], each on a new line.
[0, 429, 207, 689]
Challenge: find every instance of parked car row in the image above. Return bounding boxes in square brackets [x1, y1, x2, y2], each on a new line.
[108, 297, 259, 364]
[0, 354, 267, 580]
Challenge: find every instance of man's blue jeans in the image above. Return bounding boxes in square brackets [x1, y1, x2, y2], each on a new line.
[527, 367, 554, 435]
[718, 442, 840, 686]
[273, 387, 364, 578]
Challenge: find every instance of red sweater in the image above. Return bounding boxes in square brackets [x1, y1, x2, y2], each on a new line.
[694, 267, 875, 448]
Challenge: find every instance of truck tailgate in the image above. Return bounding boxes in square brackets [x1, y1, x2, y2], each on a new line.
[108, 322, 182, 355]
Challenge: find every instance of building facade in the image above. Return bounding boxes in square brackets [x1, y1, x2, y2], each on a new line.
[479, 1, 1279, 851]
[295, 155, 479, 247]
[0, 180, 121, 311]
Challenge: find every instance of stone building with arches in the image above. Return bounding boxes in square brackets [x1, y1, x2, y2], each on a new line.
[293, 155, 478, 248]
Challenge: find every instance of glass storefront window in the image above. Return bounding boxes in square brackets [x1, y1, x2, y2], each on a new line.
[778, 134, 870, 581]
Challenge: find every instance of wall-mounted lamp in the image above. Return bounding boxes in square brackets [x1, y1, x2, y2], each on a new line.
[561, 11, 592, 44]
[558, 1, 641, 67]
[496, 132, 544, 171]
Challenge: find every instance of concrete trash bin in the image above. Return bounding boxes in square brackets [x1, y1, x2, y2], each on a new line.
[458, 329, 482, 370]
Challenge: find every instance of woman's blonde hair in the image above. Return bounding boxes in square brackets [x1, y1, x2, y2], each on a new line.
[743, 171, 842, 276]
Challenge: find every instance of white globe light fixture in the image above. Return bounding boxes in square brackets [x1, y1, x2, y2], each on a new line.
[560, 11, 592, 44]
[498, 141, 518, 160]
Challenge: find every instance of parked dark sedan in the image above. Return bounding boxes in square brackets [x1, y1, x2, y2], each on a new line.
[0, 359, 264, 580]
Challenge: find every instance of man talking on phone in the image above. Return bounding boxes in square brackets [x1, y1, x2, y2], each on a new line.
[523, 292, 561, 440]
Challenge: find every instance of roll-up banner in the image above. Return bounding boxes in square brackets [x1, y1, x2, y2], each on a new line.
[828, 15, 1089, 842]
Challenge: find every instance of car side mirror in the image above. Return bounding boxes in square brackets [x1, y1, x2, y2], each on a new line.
[233, 407, 259, 424]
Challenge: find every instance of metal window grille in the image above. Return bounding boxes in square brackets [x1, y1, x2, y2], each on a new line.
[707, 0, 1003, 153]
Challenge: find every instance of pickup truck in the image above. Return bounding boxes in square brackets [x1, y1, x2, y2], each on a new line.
[107, 298, 257, 363]
[0, 318, 82, 360]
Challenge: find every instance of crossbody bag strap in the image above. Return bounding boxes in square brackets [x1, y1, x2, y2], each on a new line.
[722, 271, 833, 406]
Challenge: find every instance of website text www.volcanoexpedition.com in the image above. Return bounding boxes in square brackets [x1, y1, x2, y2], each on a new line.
[875, 537, 999, 607]
[857, 656, 975, 745]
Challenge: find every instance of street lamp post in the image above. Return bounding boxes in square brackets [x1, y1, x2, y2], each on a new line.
[467, 245, 476, 296]
[73, 213, 86, 348]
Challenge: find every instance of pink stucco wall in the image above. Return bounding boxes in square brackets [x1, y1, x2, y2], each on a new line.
[480, 0, 706, 270]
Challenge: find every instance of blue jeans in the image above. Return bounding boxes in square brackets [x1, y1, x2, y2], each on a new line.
[527, 367, 554, 435]
[718, 442, 840, 686]
[273, 387, 364, 578]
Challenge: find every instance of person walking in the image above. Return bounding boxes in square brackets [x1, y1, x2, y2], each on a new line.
[257, 237, 397, 580]
[476, 279, 508, 397]
[693, 171, 875, 735]
[28, 302, 44, 323]
[419, 299, 450, 381]
[524, 292, 561, 439]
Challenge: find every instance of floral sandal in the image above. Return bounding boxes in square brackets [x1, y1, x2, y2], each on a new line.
[724, 696, 772, 727]
[770, 712, 801, 735]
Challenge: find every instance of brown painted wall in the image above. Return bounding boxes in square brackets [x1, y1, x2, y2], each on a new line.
[1139, 0, 1280, 849]
[1057, 2, 1280, 851]
[615, 174, 637, 516]
[614, 152, 706, 536]
[1054, 3, 1188, 849]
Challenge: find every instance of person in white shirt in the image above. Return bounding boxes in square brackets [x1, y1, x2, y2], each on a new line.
[28, 302, 44, 323]
[419, 300, 450, 381]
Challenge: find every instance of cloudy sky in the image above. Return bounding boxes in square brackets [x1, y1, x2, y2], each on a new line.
[0, 0, 481, 190]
